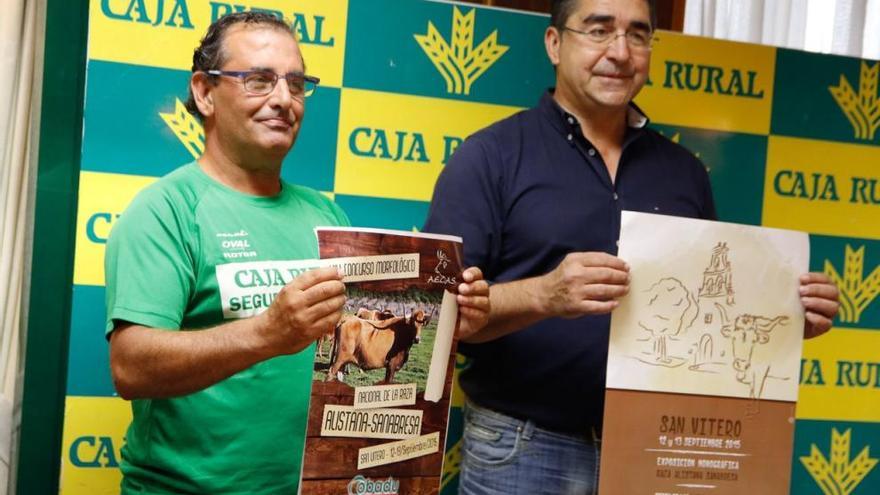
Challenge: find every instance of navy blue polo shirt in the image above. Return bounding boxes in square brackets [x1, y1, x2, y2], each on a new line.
[424, 91, 716, 434]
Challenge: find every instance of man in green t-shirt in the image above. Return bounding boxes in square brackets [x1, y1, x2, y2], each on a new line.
[105, 12, 489, 494]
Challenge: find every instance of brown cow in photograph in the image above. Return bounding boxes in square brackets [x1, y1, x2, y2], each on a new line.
[326, 309, 430, 384]
[316, 327, 335, 360]
[317, 307, 397, 359]
[354, 307, 396, 321]
[318, 306, 394, 358]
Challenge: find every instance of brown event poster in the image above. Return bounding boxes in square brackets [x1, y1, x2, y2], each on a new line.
[300, 227, 464, 495]
[599, 212, 809, 495]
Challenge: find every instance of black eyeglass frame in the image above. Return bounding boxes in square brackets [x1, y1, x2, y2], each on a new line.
[561, 25, 654, 50]
[204, 69, 320, 98]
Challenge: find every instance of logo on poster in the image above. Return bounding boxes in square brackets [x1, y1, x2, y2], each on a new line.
[86, 212, 122, 244]
[349, 128, 429, 163]
[770, 170, 880, 205]
[800, 428, 877, 495]
[414, 6, 508, 95]
[346, 475, 399, 495]
[824, 245, 880, 324]
[210, 3, 336, 46]
[348, 128, 464, 165]
[830, 61, 880, 141]
[654, 61, 765, 99]
[427, 249, 457, 286]
[100, 0, 193, 28]
[160, 99, 204, 159]
[441, 439, 462, 489]
[100, 1, 335, 46]
[69, 436, 121, 468]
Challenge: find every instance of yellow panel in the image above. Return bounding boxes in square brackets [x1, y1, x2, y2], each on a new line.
[762, 136, 880, 239]
[635, 31, 775, 134]
[60, 396, 131, 495]
[797, 328, 880, 422]
[334, 88, 521, 202]
[74, 171, 157, 287]
[89, 0, 347, 87]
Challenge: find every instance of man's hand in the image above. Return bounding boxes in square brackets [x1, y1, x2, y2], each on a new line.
[110, 267, 346, 400]
[539, 252, 630, 318]
[257, 266, 346, 355]
[800, 272, 839, 339]
[456, 267, 490, 341]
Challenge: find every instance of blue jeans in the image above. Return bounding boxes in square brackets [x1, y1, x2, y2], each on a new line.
[458, 401, 600, 495]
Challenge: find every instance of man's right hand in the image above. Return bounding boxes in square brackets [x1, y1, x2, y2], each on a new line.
[110, 266, 346, 400]
[257, 266, 346, 355]
[539, 252, 630, 318]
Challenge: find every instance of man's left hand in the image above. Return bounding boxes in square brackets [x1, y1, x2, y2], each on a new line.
[457, 267, 490, 341]
[800, 272, 840, 339]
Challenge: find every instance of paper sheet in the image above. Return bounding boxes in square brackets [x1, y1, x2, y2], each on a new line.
[608, 211, 809, 402]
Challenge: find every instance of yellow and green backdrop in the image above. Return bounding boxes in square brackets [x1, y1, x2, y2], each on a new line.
[47, 1, 880, 493]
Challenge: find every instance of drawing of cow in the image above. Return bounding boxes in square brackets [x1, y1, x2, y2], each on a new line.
[327, 309, 431, 384]
[716, 303, 789, 398]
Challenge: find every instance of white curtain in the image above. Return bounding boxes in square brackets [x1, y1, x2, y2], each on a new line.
[685, 0, 880, 59]
[0, 0, 44, 492]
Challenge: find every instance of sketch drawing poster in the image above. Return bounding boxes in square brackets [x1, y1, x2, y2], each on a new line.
[300, 227, 464, 495]
[599, 211, 809, 495]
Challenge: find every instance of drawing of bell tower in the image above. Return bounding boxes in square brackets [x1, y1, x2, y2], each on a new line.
[698, 242, 735, 305]
[689, 242, 737, 371]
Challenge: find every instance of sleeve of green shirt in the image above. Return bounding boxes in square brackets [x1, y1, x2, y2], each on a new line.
[330, 198, 352, 227]
[104, 185, 195, 335]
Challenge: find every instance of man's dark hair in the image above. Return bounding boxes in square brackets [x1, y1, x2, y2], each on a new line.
[550, 0, 657, 32]
[184, 11, 297, 120]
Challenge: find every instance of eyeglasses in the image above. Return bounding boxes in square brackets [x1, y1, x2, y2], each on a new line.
[205, 70, 320, 99]
[562, 26, 653, 51]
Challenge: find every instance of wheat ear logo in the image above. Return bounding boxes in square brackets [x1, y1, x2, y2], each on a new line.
[824, 244, 880, 324]
[440, 439, 462, 489]
[829, 61, 880, 140]
[414, 6, 508, 95]
[801, 428, 878, 495]
[160, 98, 205, 159]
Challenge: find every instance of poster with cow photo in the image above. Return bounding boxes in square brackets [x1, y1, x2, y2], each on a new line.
[599, 212, 809, 495]
[300, 227, 464, 495]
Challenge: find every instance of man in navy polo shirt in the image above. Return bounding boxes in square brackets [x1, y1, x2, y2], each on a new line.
[424, 0, 840, 493]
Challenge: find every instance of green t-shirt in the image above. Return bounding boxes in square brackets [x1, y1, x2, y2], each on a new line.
[104, 162, 349, 494]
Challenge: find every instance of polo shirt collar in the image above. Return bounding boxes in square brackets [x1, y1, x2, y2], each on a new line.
[539, 89, 650, 133]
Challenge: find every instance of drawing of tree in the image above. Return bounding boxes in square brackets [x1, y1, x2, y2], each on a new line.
[638, 278, 699, 364]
